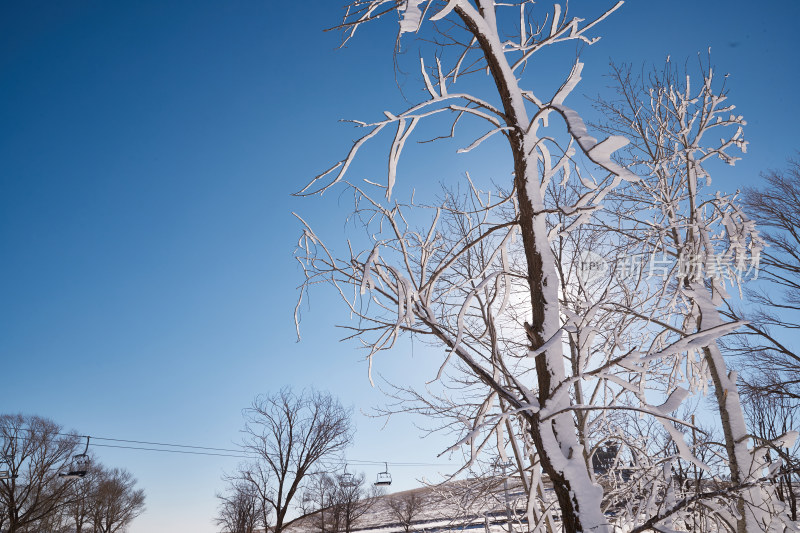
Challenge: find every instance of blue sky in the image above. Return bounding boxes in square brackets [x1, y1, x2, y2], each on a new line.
[1, 1, 798, 532]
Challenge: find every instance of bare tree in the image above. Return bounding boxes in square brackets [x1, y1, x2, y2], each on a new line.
[327, 471, 382, 533]
[741, 160, 800, 331]
[387, 491, 424, 533]
[30, 502, 71, 533]
[215, 478, 263, 533]
[63, 458, 102, 533]
[742, 377, 800, 521]
[0, 414, 81, 533]
[238, 388, 353, 533]
[88, 466, 146, 533]
[298, 472, 359, 533]
[725, 160, 800, 401]
[692, 158, 800, 528]
[300, 472, 338, 533]
[716, 157, 800, 527]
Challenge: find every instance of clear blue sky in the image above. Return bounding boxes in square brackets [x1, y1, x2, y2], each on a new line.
[1, 1, 798, 532]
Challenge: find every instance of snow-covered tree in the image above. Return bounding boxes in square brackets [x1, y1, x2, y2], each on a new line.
[594, 58, 797, 532]
[298, 3, 634, 531]
[296, 3, 793, 532]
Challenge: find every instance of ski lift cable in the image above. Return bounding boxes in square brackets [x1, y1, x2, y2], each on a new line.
[91, 443, 252, 458]
[0, 426, 454, 466]
[337, 458, 450, 467]
[2, 433, 253, 459]
[0, 427, 248, 453]
[90, 436, 245, 453]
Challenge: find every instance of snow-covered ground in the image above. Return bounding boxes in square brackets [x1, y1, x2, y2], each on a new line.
[287, 477, 552, 533]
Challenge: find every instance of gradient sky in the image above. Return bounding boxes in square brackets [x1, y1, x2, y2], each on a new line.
[2, 1, 799, 532]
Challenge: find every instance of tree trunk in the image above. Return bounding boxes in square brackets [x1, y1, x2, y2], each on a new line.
[450, 4, 610, 531]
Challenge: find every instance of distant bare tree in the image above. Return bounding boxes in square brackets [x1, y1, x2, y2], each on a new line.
[300, 473, 337, 533]
[64, 459, 101, 533]
[387, 492, 424, 533]
[31, 503, 71, 533]
[239, 388, 353, 533]
[327, 471, 382, 533]
[728, 160, 800, 401]
[89, 467, 145, 533]
[723, 159, 800, 523]
[0, 414, 80, 533]
[215, 478, 263, 533]
[742, 378, 800, 521]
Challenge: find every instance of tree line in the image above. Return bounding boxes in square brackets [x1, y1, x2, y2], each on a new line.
[0, 414, 145, 533]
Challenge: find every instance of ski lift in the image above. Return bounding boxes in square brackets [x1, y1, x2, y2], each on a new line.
[0, 461, 16, 481]
[339, 464, 356, 487]
[59, 436, 90, 479]
[492, 458, 514, 472]
[0, 444, 16, 480]
[374, 462, 392, 486]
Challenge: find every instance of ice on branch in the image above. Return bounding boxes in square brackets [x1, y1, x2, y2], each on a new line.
[398, 0, 424, 34]
[651, 387, 689, 415]
[550, 103, 637, 183]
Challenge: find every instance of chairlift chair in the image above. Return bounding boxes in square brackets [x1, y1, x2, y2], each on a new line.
[492, 458, 514, 471]
[374, 462, 392, 486]
[59, 436, 90, 479]
[339, 464, 356, 487]
[0, 454, 16, 481]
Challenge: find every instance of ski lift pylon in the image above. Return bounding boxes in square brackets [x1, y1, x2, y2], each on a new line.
[374, 462, 392, 486]
[59, 436, 90, 479]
